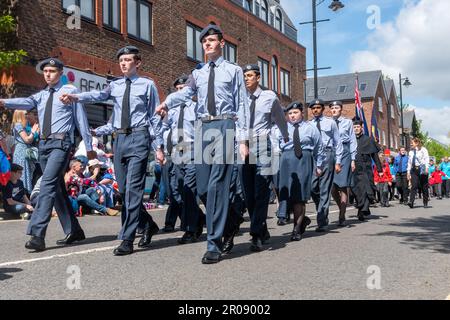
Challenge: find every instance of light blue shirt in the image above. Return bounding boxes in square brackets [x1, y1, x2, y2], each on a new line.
[310, 115, 343, 164]
[164, 56, 249, 141]
[74, 73, 163, 147]
[279, 120, 326, 169]
[161, 98, 197, 146]
[334, 116, 357, 161]
[3, 81, 93, 151]
[248, 86, 289, 140]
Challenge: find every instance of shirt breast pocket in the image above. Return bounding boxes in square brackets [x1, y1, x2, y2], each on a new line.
[131, 87, 148, 106]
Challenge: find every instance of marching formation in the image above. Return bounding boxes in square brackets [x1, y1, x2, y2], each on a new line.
[0, 24, 435, 265]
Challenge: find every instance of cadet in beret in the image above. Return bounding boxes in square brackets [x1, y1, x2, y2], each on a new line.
[156, 24, 249, 264]
[278, 102, 325, 241]
[239, 63, 289, 252]
[160, 75, 205, 244]
[329, 101, 357, 226]
[60, 46, 164, 256]
[0, 58, 95, 252]
[308, 99, 343, 232]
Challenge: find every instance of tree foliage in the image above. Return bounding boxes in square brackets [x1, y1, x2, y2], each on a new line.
[0, 14, 27, 70]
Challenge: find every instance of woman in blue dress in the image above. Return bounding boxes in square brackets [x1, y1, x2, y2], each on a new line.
[12, 110, 39, 194]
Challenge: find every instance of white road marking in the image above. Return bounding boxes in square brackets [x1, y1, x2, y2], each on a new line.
[0, 246, 117, 268]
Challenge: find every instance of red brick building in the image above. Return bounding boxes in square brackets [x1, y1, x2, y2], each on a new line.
[2, 0, 306, 126]
[305, 71, 401, 151]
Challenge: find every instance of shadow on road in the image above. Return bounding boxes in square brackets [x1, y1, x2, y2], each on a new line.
[0, 268, 22, 281]
[368, 214, 450, 254]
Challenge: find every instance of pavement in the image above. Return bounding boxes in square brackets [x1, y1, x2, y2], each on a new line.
[0, 198, 449, 300]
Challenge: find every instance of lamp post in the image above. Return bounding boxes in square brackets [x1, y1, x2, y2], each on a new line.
[399, 73, 412, 146]
[300, 0, 344, 99]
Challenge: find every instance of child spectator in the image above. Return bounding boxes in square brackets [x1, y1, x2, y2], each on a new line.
[2, 163, 34, 219]
[430, 165, 448, 200]
[374, 154, 393, 207]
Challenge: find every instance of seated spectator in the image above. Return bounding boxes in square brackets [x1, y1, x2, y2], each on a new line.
[2, 163, 34, 219]
[85, 159, 116, 209]
[77, 186, 119, 216]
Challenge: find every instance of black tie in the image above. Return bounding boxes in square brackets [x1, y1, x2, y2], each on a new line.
[399, 156, 403, 173]
[293, 123, 302, 159]
[43, 87, 55, 139]
[316, 117, 321, 132]
[177, 103, 186, 143]
[412, 149, 417, 168]
[249, 95, 257, 129]
[121, 78, 131, 129]
[335, 119, 340, 129]
[207, 62, 216, 116]
[166, 129, 173, 156]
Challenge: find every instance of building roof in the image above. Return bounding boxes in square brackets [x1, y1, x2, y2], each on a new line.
[268, 0, 295, 29]
[383, 79, 394, 96]
[305, 70, 383, 103]
[403, 109, 416, 130]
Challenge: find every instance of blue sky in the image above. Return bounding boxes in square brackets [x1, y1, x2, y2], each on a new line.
[280, 0, 450, 143]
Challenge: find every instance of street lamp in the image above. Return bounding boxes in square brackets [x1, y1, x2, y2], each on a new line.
[300, 1, 345, 99]
[399, 73, 412, 146]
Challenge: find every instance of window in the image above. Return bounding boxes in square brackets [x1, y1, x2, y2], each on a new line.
[127, 0, 152, 43]
[390, 104, 395, 119]
[271, 57, 278, 93]
[280, 69, 290, 97]
[244, 0, 253, 12]
[378, 97, 383, 112]
[255, 0, 260, 16]
[186, 23, 204, 62]
[62, 0, 95, 21]
[258, 58, 269, 89]
[337, 85, 346, 94]
[382, 131, 386, 146]
[275, 9, 282, 31]
[318, 87, 327, 96]
[224, 42, 237, 64]
[103, 0, 121, 31]
[359, 83, 367, 91]
[270, 12, 274, 26]
[260, 0, 268, 22]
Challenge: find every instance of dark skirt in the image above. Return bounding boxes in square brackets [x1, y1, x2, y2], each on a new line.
[333, 143, 353, 188]
[279, 149, 313, 205]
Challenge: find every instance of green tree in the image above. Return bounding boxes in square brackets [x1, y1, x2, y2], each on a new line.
[425, 140, 450, 163]
[411, 116, 427, 143]
[0, 14, 27, 70]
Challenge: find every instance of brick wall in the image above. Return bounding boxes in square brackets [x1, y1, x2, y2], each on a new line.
[13, 0, 305, 105]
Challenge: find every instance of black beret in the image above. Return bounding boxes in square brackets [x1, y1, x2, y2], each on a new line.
[11, 163, 24, 172]
[116, 45, 140, 59]
[308, 99, 325, 108]
[285, 101, 304, 112]
[352, 118, 364, 126]
[242, 64, 260, 74]
[38, 58, 64, 71]
[173, 75, 189, 88]
[329, 100, 343, 108]
[199, 24, 223, 42]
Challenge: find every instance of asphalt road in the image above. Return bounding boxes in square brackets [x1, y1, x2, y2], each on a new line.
[1, 198, 449, 300]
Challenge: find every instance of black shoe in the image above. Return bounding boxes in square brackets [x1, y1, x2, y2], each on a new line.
[290, 230, 302, 241]
[178, 231, 198, 244]
[222, 236, 235, 255]
[25, 236, 46, 252]
[250, 236, 263, 252]
[162, 225, 175, 233]
[338, 218, 346, 227]
[113, 240, 134, 256]
[201, 251, 221, 264]
[300, 216, 311, 234]
[357, 211, 366, 221]
[56, 229, 86, 245]
[315, 225, 328, 233]
[262, 228, 271, 244]
[277, 218, 287, 226]
[408, 202, 414, 209]
[423, 202, 431, 209]
[138, 223, 159, 248]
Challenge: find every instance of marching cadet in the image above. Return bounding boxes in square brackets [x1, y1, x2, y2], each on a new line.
[162, 75, 205, 244]
[60, 46, 164, 256]
[157, 24, 249, 264]
[278, 102, 325, 241]
[0, 58, 95, 251]
[308, 99, 343, 232]
[240, 63, 289, 252]
[351, 119, 382, 220]
[329, 101, 357, 227]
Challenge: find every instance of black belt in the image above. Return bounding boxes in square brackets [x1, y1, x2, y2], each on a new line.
[41, 132, 66, 141]
[200, 114, 235, 122]
[116, 127, 148, 134]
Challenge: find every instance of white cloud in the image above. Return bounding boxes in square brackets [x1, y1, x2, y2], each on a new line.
[349, 0, 450, 101]
[412, 105, 450, 145]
